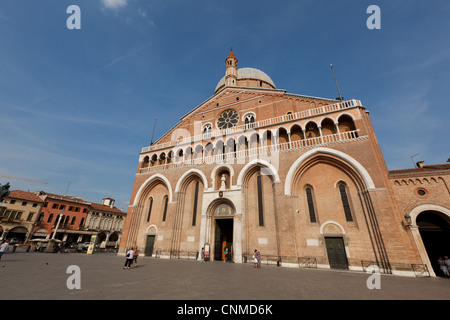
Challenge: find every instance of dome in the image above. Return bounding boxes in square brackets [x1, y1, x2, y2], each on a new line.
[215, 67, 276, 93]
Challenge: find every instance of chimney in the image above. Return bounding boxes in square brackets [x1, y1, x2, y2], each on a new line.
[416, 161, 425, 168]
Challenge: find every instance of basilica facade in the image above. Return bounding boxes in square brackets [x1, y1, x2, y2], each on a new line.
[119, 50, 450, 277]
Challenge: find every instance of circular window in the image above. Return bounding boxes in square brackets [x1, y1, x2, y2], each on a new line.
[417, 189, 427, 196]
[217, 110, 239, 130]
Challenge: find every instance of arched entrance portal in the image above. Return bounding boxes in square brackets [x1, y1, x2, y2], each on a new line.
[214, 218, 233, 262]
[206, 200, 236, 262]
[417, 210, 450, 276]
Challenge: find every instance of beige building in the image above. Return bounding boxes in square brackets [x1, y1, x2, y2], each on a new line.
[85, 198, 126, 249]
[0, 190, 44, 243]
[120, 50, 450, 277]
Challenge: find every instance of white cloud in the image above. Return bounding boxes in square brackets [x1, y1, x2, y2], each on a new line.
[100, 0, 127, 9]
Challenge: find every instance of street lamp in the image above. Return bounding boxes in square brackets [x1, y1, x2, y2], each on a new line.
[403, 213, 412, 229]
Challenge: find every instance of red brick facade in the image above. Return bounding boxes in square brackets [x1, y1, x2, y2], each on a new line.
[120, 51, 450, 277]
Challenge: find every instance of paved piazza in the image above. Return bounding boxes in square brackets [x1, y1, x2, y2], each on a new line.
[1, 249, 450, 302]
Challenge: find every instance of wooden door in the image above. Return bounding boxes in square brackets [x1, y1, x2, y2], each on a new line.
[145, 235, 155, 257]
[325, 237, 348, 269]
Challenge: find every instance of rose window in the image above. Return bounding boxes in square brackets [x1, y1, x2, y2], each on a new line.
[217, 110, 239, 129]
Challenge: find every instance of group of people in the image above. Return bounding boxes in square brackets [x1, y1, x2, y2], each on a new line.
[253, 249, 261, 268]
[124, 247, 139, 269]
[438, 256, 450, 278]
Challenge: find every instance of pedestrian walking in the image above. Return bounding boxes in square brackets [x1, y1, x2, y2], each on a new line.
[438, 257, 449, 277]
[257, 250, 261, 268]
[201, 247, 205, 262]
[133, 247, 139, 267]
[253, 249, 258, 268]
[0, 240, 9, 260]
[444, 256, 450, 278]
[224, 247, 228, 263]
[124, 248, 134, 269]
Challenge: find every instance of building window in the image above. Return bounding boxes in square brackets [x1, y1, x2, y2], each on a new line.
[52, 203, 58, 209]
[22, 201, 27, 206]
[192, 181, 200, 226]
[244, 114, 255, 129]
[9, 200, 16, 204]
[162, 196, 168, 222]
[305, 187, 317, 223]
[47, 214, 54, 223]
[71, 217, 77, 225]
[27, 212, 34, 221]
[339, 184, 353, 222]
[417, 188, 427, 197]
[146, 197, 153, 222]
[257, 174, 264, 226]
[60, 205, 65, 210]
[32, 203, 38, 207]
[217, 109, 239, 130]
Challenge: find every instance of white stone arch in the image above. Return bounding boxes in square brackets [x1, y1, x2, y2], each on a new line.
[284, 147, 376, 196]
[318, 115, 336, 123]
[276, 125, 290, 134]
[145, 224, 158, 235]
[241, 111, 256, 122]
[289, 122, 305, 132]
[201, 122, 213, 133]
[337, 112, 357, 122]
[133, 173, 173, 206]
[211, 164, 235, 188]
[303, 119, 321, 128]
[320, 220, 346, 235]
[407, 204, 450, 277]
[175, 168, 209, 192]
[237, 159, 281, 186]
[409, 204, 450, 225]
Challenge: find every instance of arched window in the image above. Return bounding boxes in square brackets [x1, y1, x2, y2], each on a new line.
[146, 197, 153, 223]
[71, 216, 76, 225]
[244, 114, 255, 129]
[192, 181, 200, 226]
[47, 213, 54, 223]
[305, 187, 317, 223]
[162, 196, 168, 222]
[339, 184, 353, 222]
[202, 123, 212, 136]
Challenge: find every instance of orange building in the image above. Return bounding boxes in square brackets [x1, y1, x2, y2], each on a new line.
[120, 50, 450, 277]
[32, 191, 91, 243]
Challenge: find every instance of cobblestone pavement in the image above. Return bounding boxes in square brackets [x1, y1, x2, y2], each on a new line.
[1, 250, 450, 301]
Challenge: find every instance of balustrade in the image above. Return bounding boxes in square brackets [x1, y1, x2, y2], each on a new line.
[139, 129, 362, 174]
[141, 99, 362, 153]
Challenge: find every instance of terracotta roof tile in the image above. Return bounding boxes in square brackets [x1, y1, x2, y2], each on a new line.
[90, 202, 126, 214]
[9, 190, 44, 203]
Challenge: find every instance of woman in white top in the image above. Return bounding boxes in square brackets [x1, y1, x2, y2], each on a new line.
[124, 248, 134, 269]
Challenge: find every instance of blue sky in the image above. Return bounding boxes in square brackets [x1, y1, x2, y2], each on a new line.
[0, 0, 449, 211]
